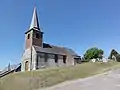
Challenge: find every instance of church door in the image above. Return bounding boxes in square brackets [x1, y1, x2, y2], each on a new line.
[25, 61, 29, 71]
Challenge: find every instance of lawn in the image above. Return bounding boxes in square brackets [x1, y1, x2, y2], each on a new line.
[0, 61, 120, 90]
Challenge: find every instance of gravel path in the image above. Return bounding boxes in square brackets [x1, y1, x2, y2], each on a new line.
[39, 69, 120, 90]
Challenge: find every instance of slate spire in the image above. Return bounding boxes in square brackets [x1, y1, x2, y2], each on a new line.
[8, 63, 11, 71]
[29, 7, 40, 30]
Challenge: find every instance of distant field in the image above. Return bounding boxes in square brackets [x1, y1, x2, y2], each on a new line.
[0, 61, 120, 90]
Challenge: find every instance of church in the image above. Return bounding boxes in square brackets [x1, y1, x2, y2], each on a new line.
[21, 7, 81, 71]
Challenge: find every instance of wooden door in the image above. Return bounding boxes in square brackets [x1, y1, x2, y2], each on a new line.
[25, 61, 29, 71]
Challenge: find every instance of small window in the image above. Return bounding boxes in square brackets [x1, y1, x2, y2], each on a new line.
[45, 53, 48, 62]
[55, 54, 58, 63]
[63, 56, 66, 64]
[27, 34, 30, 39]
[36, 33, 40, 39]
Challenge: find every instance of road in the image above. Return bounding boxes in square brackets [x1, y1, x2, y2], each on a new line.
[40, 69, 120, 90]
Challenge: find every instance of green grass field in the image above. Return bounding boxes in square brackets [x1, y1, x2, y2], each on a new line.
[0, 61, 120, 90]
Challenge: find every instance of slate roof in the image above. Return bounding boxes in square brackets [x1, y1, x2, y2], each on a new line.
[25, 7, 40, 34]
[63, 47, 78, 56]
[33, 43, 80, 57]
[34, 45, 66, 55]
[29, 7, 40, 30]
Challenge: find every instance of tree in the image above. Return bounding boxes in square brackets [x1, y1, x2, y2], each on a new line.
[98, 49, 104, 59]
[108, 49, 118, 59]
[84, 47, 104, 61]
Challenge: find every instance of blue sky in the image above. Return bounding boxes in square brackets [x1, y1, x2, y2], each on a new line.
[0, 0, 120, 69]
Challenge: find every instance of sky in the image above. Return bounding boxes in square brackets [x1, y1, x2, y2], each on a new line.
[0, 0, 120, 69]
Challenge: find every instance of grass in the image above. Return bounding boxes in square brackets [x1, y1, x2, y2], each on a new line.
[0, 61, 120, 90]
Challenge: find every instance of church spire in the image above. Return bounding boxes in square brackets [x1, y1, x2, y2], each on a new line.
[25, 7, 43, 49]
[29, 7, 40, 30]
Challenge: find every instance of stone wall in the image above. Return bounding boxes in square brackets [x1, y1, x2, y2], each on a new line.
[36, 53, 67, 69]
[21, 48, 76, 71]
[21, 46, 36, 71]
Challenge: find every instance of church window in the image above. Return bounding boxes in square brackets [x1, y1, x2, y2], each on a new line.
[36, 33, 40, 39]
[45, 53, 48, 62]
[55, 54, 58, 63]
[27, 34, 30, 39]
[63, 55, 66, 64]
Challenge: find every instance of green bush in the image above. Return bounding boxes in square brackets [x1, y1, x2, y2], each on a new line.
[84, 47, 104, 61]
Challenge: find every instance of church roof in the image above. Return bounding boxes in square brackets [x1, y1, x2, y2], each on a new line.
[34, 45, 66, 55]
[33, 43, 79, 57]
[29, 7, 40, 30]
[25, 7, 41, 34]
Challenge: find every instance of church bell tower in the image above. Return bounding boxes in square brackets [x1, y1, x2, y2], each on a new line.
[25, 7, 43, 49]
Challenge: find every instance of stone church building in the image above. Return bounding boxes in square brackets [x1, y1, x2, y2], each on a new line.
[21, 7, 81, 71]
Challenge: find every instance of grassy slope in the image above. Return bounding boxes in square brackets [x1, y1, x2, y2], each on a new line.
[0, 61, 120, 90]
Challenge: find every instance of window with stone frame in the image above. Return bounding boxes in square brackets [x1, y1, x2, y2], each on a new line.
[44, 53, 48, 62]
[55, 54, 58, 63]
[63, 55, 66, 64]
[27, 34, 30, 39]
[36, 33, 40, 39]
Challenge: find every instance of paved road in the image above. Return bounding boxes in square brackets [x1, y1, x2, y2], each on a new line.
[40, 69, 120, 90]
